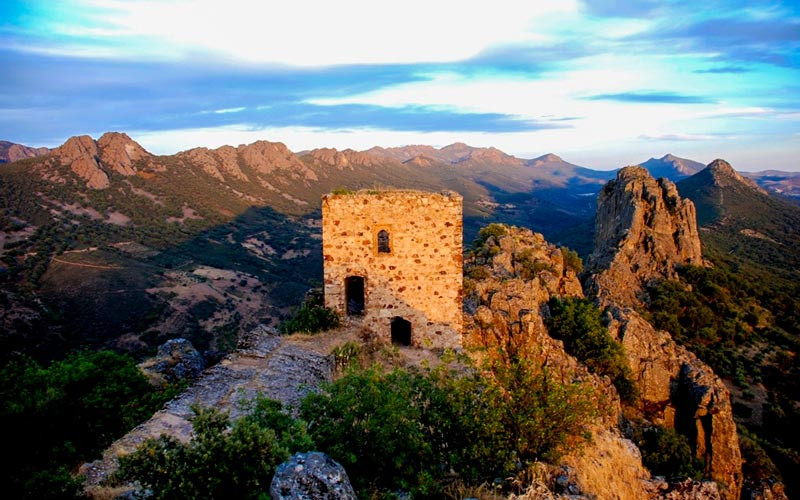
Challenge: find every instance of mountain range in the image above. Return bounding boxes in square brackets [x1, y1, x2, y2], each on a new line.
[1, 132, 798, 361]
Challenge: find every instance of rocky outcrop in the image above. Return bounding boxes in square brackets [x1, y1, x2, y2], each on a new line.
[586, 167, 742, 500]
[55, 135, 110, 189]
[463, 226, 657, 499]
[269, 452, 357, 500]
[241, 140, 318, 181]
[178, 140, 318, 184]
[587, 166, 703, 308]
[463, 226, 585, 361]
[53, 133, 152, 189]
[303, 147, 383, 169]
[138, 338, 205, 385]
[97, 132, 150, 176]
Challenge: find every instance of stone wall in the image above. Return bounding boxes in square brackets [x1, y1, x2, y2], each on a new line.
[322, 190, 462, 348]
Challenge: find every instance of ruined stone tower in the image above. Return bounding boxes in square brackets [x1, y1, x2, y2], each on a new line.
[322, 190, 463, 348]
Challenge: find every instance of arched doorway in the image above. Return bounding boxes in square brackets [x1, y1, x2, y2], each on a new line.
[345, 276, 365, 316]
[391, 316, 411, 346]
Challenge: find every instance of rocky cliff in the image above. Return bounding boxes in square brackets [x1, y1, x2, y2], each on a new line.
[463, 226, 658, 499]
[586, 167, 742, 500]
[587, 166, 703, 308]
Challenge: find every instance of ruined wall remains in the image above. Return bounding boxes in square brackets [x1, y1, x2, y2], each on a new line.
[322, 190, 462, 348]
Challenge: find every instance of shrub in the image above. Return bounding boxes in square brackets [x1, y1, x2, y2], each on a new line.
[635, 426, 705, 479]
[117, 397, 312, 500]
[279, 290, 340, 334]
[547, 297, 638, 403]
[0, 351, 181, 499]
[514, 248, 555, 280]
[560, 247, 583, 273]
[470, 223, 509, 259]
[331, 341, 361, 370]
[301, 359, 597, 497]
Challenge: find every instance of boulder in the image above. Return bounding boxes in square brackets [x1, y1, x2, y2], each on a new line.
[269, 452, 357, 500]
[138, 338, 205, 385]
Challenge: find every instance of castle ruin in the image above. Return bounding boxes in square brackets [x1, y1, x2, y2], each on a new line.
[322, 190, 463, 348]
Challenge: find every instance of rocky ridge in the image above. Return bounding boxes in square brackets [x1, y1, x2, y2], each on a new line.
[586, 167, 742, 500]
[587, 166, 703, 308]
[462, 225, 727, 499]
[0, 140, 48, 164]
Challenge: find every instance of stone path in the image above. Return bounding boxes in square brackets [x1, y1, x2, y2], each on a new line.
[81, 325, 334, 489]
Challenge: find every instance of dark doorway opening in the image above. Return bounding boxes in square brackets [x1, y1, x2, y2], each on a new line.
[391, 316, 412, 346]
[345, 276, 365, 316]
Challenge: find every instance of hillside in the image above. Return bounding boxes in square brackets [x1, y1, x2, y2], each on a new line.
[674, 160, 800, 495]
[0, 133, 610, 361]
[677, 159, 800, 282]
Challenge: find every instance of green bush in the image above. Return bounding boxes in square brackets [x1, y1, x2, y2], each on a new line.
[560, 247, 583, 273]
[279, 291, 340, 334]
[547, 297, 637, 403]
[301, 360, 597, 497]
[117, 397, 312, 500]
[635, 426, 705, 479]
[0, 351, 182, 499]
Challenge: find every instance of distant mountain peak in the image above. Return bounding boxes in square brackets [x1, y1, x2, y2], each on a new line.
[639, 153, 704, 181]
[0, 140, 49, 164]
[527, 153, 565, 167]
[707, 158, 735, 174]
[704, 158, 768, 195]
[402, 154, 440, 167]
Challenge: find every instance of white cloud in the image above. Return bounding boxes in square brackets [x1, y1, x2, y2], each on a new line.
[61, 0, 579, 65]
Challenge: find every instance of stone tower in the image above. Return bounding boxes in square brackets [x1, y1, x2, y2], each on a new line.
[322, 190, 463, 348]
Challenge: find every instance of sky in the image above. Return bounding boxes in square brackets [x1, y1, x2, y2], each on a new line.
[1, 0, 798, 171]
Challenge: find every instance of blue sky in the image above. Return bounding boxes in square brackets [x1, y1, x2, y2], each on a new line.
[1, 0, 798, 170]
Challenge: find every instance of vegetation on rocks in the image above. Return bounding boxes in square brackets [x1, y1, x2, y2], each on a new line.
[116, 398, 312, 500]
[278, 289, 340, 334]
[646, 263, 800, 494]
[117, 357, 597, 499]
[0, 350, 182, 499]
[546, 297, 637, 403]
[634, 425, 705, 480]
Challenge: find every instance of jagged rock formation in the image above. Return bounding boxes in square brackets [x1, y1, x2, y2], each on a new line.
[179, 140, 318, 184]
[269, 452, 357, 500]
[52, 132, 152, 189]
[586, 167, 742, 500]
[587, 166, 703, 308]
[463, 226, 659, 498]
[463, 227, 585, 361]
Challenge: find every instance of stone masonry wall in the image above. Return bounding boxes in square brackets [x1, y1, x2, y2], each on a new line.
[322, 190, 463, 348]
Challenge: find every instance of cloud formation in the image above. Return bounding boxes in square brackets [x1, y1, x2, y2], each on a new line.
[0, 0, 798, 170]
